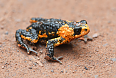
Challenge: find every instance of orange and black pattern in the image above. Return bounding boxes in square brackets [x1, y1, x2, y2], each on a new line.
[15, 18, 90, 63]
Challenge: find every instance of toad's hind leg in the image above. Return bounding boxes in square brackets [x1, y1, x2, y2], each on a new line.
[15, 29, 39, 55]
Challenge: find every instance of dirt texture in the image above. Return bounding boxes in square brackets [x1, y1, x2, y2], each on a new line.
[0, 0, 116, 78]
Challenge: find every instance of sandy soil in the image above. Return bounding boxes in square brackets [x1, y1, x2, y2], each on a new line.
[0, 0, 116, 78]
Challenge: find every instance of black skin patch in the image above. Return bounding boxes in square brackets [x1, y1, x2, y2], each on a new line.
[74, 27, 82, 35]
[15, 18, 90, 64]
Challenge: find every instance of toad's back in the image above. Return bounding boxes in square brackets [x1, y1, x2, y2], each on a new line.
[28, 18, 75, 40]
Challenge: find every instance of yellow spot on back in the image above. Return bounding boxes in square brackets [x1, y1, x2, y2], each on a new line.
[39, 33, 48, 38]
[30, 20, 37, 23]
[29, 27, 32, 29]
[48, 32, 55, 36]
[57, 24, 75, 42]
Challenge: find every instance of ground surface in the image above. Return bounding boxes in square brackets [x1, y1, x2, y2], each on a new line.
[0, 0, 116, 78]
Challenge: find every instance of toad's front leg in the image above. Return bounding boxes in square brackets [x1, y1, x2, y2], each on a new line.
[45, 37, 66, 64]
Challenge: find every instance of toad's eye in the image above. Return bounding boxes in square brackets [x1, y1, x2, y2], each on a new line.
[85, 29, 87, 31]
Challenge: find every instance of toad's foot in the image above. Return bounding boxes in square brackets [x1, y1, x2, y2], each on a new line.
[27, 48, 38, 55]
[45, 55, 63, 64]
[79, 35, 92, 43]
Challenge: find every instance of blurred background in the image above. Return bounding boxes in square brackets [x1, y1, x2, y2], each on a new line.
[0, 0, 116, 35]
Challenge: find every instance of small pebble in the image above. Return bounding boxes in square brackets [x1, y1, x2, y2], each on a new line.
[61, 70, 64, 73]
[2, 66, 4, 69]
[95, 75, 98, 78]
[95, 49, 99, 52]
[4, 63, 9, 65]
[114, 75, 116, 77]
[33, 62, 37, 66]
[5, 31, 8, 35]
[51, 70, 54, 73]
[28, 67, 32, 69]
[39, 50, 43, 54]
[108, 21, 111, 24]
[65, 71, 67, 73]
[72, 71, 75, 73]
[84, 66, 88, 70]
[37, 57, 40, 60]
[103, 43, 108, 47]
[92, 33, 99, 38]
[1, 26, 4, 29]
[110, 58, 116, 62]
